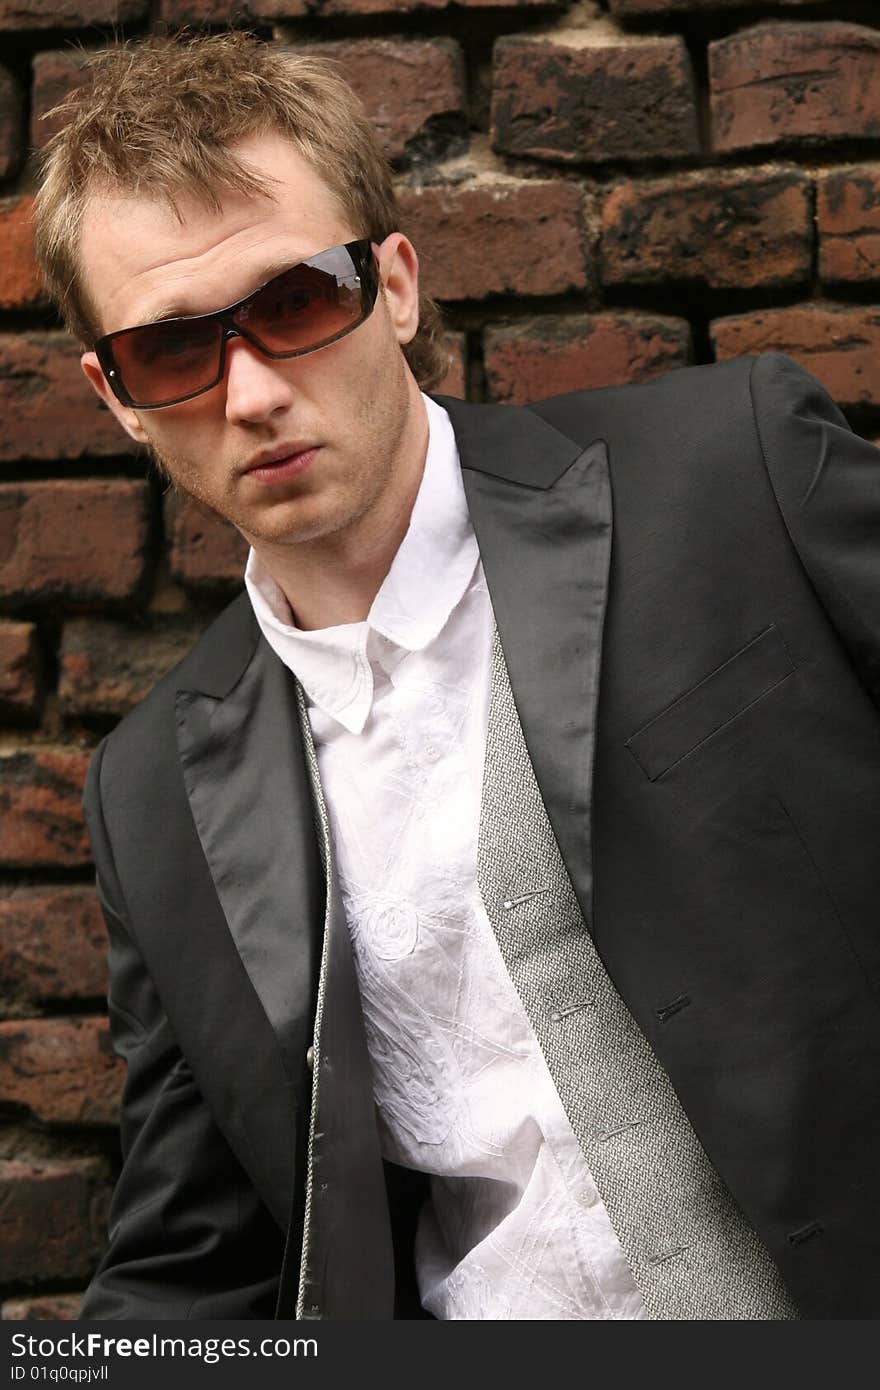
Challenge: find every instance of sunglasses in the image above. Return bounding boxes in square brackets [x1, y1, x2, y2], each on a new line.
[94, 239, 379, 410]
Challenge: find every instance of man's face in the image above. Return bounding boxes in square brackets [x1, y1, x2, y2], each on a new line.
[79, 131, 424, 553]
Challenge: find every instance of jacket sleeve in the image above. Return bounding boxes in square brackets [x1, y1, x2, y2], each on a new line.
[79, 737, 285, 1320]
[750, 352, 880, 710]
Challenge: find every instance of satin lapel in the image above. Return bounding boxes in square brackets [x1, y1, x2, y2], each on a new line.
[175, 612, 323, 1086]
[440, 396, 612, 926]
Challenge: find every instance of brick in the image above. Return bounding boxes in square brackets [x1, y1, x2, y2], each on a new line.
[0, 747, 91, 869]
[166, 494, 248, 591]
[0, 480, 150, 605]
[159, 0, 306, 20]
[0, 0, 146, 29]
[602, 168, 812, 291]
[2, 1293, 81, 1319]
[281, 0, 554, 14]
[492, 28, 699, 166]
[0, 334, 142, 462]
[0, 64, 24, 180]
[611, 0, 822, 11]
[169, 0, 554, 13]
[400, 176, 592, 302]
[59, 616, 203, 717]
[817, 165, 880, 284]
[0, 197, 42, 309]
[304, 40, 464, 163]
[711, 305, 880, 411]
[485, 313, 691, 405]
[0, 621, 41, 721]
[710, 23, 880, 155]
[0, 1158, 109, 1284]
[30, 48, 92, 149]
[0, 1017, 123, 1126]
[0, 887, 108, 1005]
[437, 331, 466, 398]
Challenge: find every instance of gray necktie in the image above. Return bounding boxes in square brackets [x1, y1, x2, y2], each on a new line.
[477, 630, 798, 1320]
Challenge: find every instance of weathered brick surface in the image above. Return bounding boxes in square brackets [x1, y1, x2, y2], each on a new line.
[173, 0, 553, 13]
[611, 0, 822, 10]
[0, 196, 42, 310]
[0, 480, 150, 606]
[0, 887, 108, 1005]
[59, 616, 203, 717]
[0, 334, 142, 462]
[166, 494, 248, 591]
[285, 0, 554, 13]
[0, 1017, 124, 1126]
[0, 64, 23, 180]
[30, 48, 92, 148]
[817, 165, 880, 285]
[492, 29, 699, 166]
[0, 0, 146, 28]
[710, 23, 880, 155]
[159, 0, 306, 21]
[711, 305, 880, 410]
[304, 40, 464, 163]
[485, 313, 692, 405]
[0, 1158, 109, 1284]
[0, 621, 41, 721]
[602, 168, 812, 291]
[2, 1293, 82, 1319]
[0, 747, 91, 869]
[400, 176, 592, 302]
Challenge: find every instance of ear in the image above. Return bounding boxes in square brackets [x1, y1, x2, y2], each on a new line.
[80, 351, 151, 445]
[374, 233, 420, 347]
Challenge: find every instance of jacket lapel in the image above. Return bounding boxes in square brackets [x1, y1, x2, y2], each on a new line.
[437, 395, 612, 926]
[174, 594, 322, 1088]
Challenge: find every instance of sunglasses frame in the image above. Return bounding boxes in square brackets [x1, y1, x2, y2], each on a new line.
[94, 238, 380, 410]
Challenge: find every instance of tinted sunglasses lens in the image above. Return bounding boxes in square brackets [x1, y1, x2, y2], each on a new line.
[239, 253, 365, 354]
[104, 243, 372, 407]
[111, 316, 223, 407]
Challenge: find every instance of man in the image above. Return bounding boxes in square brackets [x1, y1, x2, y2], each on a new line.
[34, 32, 880, 1321]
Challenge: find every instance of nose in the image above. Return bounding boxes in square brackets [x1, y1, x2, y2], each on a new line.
[223, 332, 295, 426]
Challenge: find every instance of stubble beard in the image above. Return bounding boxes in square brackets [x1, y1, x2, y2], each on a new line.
[145, 440, 177, 494]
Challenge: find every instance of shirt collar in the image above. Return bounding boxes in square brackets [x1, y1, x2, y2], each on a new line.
[244, 393, 479, 735]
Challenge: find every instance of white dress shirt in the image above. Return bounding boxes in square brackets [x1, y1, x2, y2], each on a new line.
[245, 394, 645, 1320]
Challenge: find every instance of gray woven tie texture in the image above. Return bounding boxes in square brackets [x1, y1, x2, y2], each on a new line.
[477, 632, 798, 1320]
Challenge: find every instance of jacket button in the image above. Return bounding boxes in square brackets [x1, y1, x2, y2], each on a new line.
[306, 1045, 314, 1072]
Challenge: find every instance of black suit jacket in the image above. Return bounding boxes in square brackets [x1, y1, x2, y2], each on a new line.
[80, 353, 880, 1320]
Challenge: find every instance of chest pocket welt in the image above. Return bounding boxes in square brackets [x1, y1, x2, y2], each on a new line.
[626, 623, 796, 782]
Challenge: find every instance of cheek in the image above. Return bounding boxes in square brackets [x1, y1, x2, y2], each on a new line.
[350, 316, 410, 415]
[142, 429, 212, 498]
[141, 402, 227, 477]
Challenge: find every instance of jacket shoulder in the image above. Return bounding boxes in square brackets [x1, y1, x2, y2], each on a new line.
[524, 355, 760, 444]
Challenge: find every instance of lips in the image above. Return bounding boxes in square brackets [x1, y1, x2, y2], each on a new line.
[243, 442, 316, 474]
[241, 443, 320, 485]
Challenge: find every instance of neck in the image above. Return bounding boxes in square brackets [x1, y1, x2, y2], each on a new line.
[250, 385, 429, 631]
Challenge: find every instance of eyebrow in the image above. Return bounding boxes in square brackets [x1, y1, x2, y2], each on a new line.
[140, 253, 306, 326]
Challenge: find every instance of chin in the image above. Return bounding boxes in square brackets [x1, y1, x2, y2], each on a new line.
[247, 499, 361, 548]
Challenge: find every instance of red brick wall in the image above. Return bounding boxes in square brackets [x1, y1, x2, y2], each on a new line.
[2, 0, 879, 1318]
